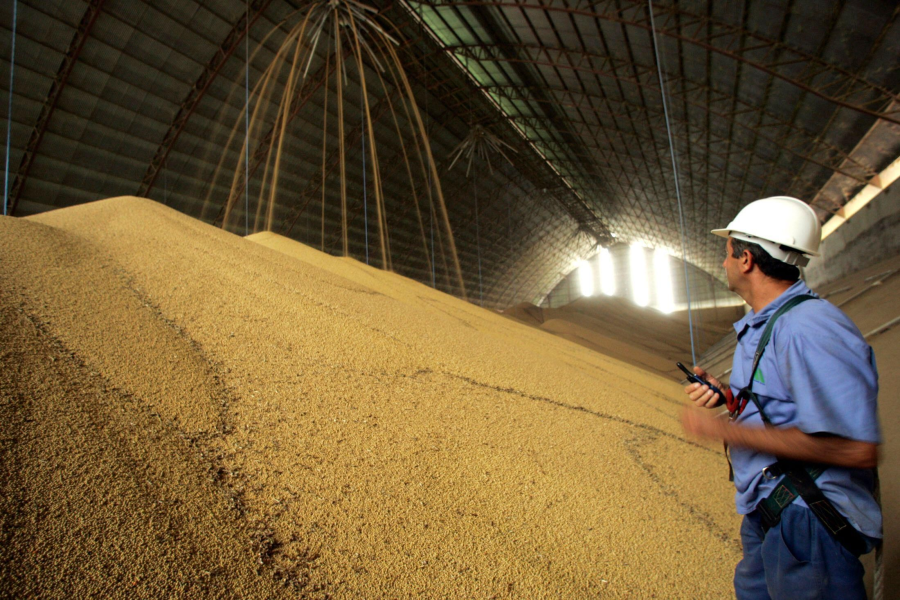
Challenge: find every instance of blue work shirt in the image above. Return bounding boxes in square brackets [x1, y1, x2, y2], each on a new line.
[729, 280, 882, 540]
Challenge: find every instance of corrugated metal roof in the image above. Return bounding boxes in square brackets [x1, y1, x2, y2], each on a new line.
[2, 0, 898, 307]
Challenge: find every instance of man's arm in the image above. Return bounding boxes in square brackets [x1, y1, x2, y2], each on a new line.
[682, 409, 878, 469]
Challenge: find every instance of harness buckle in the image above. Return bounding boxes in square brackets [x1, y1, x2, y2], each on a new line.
[762, 465, 780, 480]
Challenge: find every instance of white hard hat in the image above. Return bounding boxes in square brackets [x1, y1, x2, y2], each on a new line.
[711, 196, 821, 267]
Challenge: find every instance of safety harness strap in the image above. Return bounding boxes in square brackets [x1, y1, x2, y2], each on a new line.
[735, 294, 869, 556]
[757, 461, 869, 556]
[756, 463, 825, 527]
[725, 295, 816, 480]
[731, 294, 816, 422]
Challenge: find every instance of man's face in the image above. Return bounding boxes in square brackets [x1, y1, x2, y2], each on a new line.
[723, 237, 740, 292]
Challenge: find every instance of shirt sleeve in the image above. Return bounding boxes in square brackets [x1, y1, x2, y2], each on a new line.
[778, 306, 881, 443]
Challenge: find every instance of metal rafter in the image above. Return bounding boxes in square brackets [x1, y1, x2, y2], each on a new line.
[137, 0, 275, 198]
[8, 0, 106, 216]
[754, 0, 843, 211]
[479, 0, 618, 197]
[441, 44, 875, 183]
[506, 117, 812, 208]
[475, 84, 825, 195]
[729, 0, 799, 219]
[805, 3, 900, 214]
[412, 0, 900, 125]
[428, 21, 883, 276]
[613, 6, 679, 249]
[401, 1, 614, 245]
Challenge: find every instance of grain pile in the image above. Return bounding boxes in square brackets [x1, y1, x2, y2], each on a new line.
[503, 298, 743, 380]
[1, 197, 741, 599]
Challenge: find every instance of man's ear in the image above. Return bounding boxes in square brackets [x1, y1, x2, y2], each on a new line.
[740, 249, 754, 273]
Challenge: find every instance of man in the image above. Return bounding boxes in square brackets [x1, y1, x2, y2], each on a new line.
[682, 196, 881, 599]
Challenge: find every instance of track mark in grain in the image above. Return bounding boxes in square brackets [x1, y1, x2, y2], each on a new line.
[415, 368, 737, 546]
[5, 301, 318, 594]
[420, 369, 717, 455]
[623, 431, 739, 547]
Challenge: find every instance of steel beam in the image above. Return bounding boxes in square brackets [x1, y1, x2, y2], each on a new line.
[400, 1, 614, 246]
[411, 0, 900, 125]
[442, 45, 875, 184]
[8, 0, 106, 215]
[137, 0, 275, 198]
[472, 84, 842, 191]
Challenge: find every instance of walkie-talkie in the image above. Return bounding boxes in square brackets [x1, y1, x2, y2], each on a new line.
[676, 362, 727, 400]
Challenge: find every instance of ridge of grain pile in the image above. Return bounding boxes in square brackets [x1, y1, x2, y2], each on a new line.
[1, 196, 741, 598]
[500, 302, 545, 326]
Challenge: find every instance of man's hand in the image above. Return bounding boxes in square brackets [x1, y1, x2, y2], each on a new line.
[683, 366, 725, 408]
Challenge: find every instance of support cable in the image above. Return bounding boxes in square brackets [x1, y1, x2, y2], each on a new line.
[475, 175, 483, 306]
[431, 190, 435, 287]
[417, 0, 435, 288]
[507, 189, 511, 239]
[649, 0, 696, 366]
[362, 85, 369, 265]
[3, 0, 17, 217]
[245, 0, 250, 235]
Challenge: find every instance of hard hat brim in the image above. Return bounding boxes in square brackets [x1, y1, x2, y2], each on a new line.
[711, 228, 819, 257]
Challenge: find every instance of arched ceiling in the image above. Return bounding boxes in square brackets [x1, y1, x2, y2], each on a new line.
[3, 0, 899, 308]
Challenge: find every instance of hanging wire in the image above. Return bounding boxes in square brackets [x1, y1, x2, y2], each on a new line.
[245, 0, 250, 235]
[507, 188, 511, 239]
[693, 269, 703, 347]
[431, 211, 436, 285]
[362, 84, 369, 265]
[428, 109, 435, 288]
[3, 0, 18, 217]
[474, 175, 483, 306]
[426, 159, 437, 289]
[416, 0, 435, 288]
[648, 0, 697, 366]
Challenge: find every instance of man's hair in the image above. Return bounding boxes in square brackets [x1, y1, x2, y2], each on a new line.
[731, 238, 800, 282]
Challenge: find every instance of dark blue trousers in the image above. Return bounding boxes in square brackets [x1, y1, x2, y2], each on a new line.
[734, 504, 869, 600]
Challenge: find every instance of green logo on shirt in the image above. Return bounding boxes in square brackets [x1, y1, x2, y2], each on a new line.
[754, 369, 766, 384]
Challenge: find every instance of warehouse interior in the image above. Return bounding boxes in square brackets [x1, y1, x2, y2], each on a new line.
[1, 0, 899, 597]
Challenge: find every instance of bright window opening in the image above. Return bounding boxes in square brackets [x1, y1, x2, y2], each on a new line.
[630, 244, 649, 307]
[654, 248, 675, 314]
[598, 247, 615, 296]
[578, 260, 594, 297]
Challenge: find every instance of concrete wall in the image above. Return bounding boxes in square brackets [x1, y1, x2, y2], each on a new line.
[806, 180, 900, 289]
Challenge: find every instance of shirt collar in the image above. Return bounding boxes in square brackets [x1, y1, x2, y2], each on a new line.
[733, 280, 816, 338]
